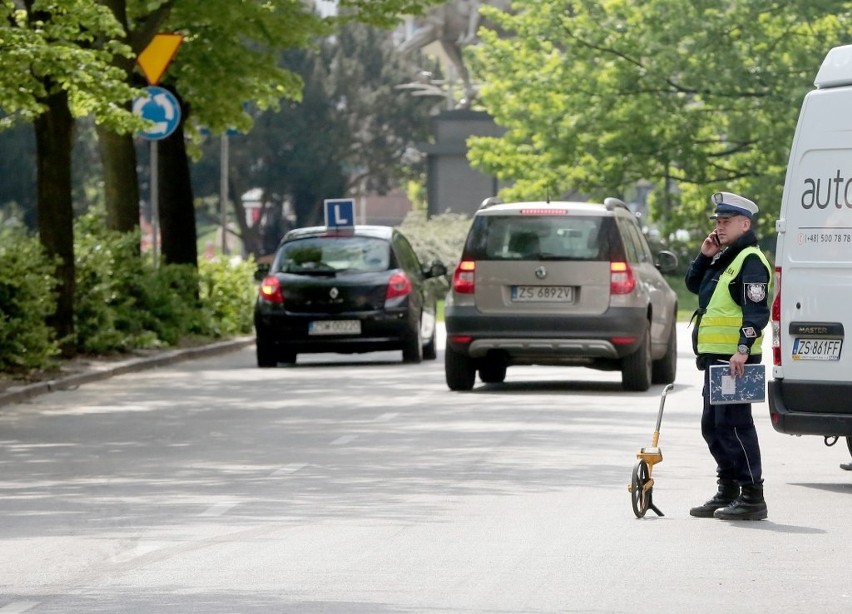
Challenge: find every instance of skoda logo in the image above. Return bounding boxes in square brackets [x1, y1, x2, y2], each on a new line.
[329, 287, 339, 299]
[535, 266, 547, 279]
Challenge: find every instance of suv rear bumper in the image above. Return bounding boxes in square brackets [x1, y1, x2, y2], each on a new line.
[445, 305, 647, 359]
[768, 379, 852, 436]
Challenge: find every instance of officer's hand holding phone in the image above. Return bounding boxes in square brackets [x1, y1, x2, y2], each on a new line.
[701, 231, 722, 257]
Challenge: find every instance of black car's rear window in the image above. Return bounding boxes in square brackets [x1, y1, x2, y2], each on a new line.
[462, 215, 618, 261]
[274, 236, 391, 274]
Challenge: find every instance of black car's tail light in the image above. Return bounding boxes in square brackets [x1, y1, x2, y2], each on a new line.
[452, 260, 476, 294]
[386, 272, 413, 299]
[259, 276, 284, 304]
[610, 261, 636, 295]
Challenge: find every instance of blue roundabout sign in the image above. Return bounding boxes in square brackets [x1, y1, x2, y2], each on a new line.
[133, 86, 181, 141]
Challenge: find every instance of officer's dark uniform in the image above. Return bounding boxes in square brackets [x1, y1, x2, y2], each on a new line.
[685, 228, 770, 486]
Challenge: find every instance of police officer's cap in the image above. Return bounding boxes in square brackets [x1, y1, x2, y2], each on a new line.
[709, 192, 758, 219]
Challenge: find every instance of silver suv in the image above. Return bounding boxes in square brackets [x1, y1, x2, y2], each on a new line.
[444, 198, 679, 391]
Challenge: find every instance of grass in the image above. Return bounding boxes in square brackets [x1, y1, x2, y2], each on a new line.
[668, 275, 698, 322]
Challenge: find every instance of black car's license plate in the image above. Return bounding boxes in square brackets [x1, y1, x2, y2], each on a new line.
[309, 320, 361, 335]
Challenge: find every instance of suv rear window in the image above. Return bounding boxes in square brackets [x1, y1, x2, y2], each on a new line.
[273, 236, 391, 274]
[462, 215, 618, 261]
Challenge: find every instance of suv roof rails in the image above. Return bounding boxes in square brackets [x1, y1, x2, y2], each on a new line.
[603, 197, 630, 212]
[479, 196, 504, 209]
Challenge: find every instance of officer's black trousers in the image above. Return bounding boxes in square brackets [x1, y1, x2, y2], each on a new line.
[701, 368, 763, 485]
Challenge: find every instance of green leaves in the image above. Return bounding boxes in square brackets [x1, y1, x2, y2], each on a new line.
[0, 0, 139, 130]
[469, 0, 851, 236]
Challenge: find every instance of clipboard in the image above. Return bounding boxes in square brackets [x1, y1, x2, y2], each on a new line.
[708, 363, 766, 405]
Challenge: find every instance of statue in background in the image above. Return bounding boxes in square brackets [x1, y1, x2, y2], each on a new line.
[397, 0, 511, 109]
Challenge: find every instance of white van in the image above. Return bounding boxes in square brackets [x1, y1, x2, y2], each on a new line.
[769, 44, 852, 458]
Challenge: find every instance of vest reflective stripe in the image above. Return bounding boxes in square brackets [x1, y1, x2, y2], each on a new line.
[697, 247, 771, 355]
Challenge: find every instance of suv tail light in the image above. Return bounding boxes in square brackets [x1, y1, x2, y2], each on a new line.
[453, 260, 476, 294]
[386, 271, 413, 299]
[610, 261, 636, 295]
[771, 266, 781, 366]
[259, 276, 284, 304]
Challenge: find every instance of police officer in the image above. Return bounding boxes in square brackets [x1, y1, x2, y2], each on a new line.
[685, 192, 771, 521]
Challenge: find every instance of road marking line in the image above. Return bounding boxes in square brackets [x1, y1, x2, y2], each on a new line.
[0, 603, 40, 614]
[110, 541, 172, 564]
[199, 502, 238, 517]
[375, 412, 399, 422]
[271, 462, 308, 476]
[330, 435, 357, 446]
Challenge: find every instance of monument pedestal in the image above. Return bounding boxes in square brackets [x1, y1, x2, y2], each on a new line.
[418, 109, 506, 217]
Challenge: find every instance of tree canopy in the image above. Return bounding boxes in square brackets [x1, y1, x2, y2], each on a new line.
[468, 0, 851, 236]
[0, 0, 140, 130]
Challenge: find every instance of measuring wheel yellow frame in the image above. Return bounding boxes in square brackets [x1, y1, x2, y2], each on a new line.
[628, 383, 673, 518]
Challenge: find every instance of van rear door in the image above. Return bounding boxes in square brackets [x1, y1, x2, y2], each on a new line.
[769, 44, 852, 436]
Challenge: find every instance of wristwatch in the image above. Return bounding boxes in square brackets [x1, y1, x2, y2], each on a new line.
[737, 344, 750, 355]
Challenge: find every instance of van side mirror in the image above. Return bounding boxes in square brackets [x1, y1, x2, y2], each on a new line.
[655, 250, 678, 275]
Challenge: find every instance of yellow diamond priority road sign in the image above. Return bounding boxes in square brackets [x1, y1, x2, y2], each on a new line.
[137, 33, 184, 85]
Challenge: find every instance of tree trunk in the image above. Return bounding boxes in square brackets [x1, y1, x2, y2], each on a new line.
[34, 90, 76, 356]
[157, 101, 198, 268]
[97, 124, 141, 234]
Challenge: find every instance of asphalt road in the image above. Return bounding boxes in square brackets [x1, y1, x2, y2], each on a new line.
[1, 324, 850, 613]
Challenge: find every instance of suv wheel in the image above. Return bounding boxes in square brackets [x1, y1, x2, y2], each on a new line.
[479, 357, 507, 384]
[651, 320, 677, 384]
[445, 345, 476, 391]
[622, 326, 652, 391]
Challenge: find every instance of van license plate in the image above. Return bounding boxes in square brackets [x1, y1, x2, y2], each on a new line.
[309, 320, 361, 335]
[512, 286, 574, 302]
[791, 337, 842, 361]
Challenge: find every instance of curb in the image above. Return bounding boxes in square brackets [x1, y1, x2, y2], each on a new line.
[0, 337, 255, 407]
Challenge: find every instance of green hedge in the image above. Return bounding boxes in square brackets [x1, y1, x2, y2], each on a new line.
[0, 235, 60, 372]
[1, 216, 257, 374]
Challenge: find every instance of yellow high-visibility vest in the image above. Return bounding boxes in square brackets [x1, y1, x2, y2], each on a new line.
[697, 246, 771, 355]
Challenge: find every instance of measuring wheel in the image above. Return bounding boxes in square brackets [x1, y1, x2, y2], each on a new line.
[630, 459, 653, 518]
[628, 383, 672, 518]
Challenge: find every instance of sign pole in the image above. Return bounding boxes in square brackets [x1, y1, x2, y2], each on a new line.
[220, 133, 229, 255]
[151, 140, 159, 268]
[135, 33, 184, 265]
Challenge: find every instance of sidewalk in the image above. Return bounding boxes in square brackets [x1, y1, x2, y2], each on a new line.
[0, 336, 255, 407]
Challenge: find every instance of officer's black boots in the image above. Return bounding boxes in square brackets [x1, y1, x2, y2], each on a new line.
[689, 479, 740, 518]
[714, 482, 768, 521]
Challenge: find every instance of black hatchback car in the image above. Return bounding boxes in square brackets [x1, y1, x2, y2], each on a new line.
[254, 225, 447, 367]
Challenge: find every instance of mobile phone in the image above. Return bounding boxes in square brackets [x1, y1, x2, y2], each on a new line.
[711, 233, 720, 245]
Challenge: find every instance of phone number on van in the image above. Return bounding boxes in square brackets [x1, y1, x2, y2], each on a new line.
[799, 232, 852, 245]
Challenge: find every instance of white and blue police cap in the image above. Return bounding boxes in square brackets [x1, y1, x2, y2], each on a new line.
[709, 192, 758, 219]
